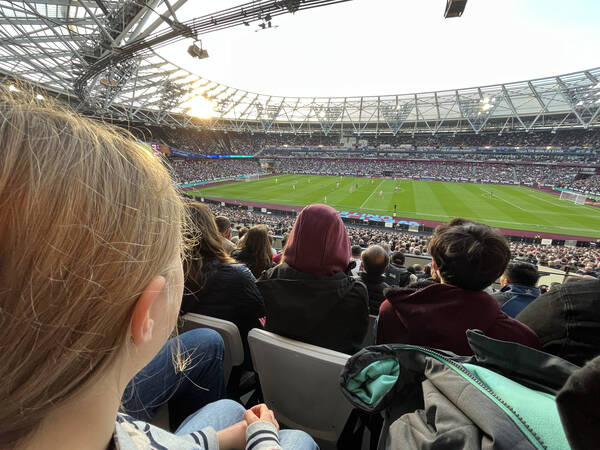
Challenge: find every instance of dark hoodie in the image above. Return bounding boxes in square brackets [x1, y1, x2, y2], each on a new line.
[377, 283, 541, 355]
[257, 204, 369, 354]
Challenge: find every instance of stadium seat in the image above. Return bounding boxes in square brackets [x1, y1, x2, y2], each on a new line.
[248, 328, 353, 449]
[180, 313, 244, 386]
[361, 314, 378, 348]
[151, 316, 245, 432]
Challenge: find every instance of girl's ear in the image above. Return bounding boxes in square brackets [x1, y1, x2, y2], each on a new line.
[130, 275, 166, 345]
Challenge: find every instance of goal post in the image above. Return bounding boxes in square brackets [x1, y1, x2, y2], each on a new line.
[242, 173, 260, 182]
[559, 191, 586, 205]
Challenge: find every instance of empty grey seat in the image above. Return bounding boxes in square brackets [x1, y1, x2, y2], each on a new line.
[248, 328, 353, 447]
[180, 313, 244, 385]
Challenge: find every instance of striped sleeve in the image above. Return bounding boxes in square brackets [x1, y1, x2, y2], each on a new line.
[190, 427, 219, 449]
[245, 421, 282, 450]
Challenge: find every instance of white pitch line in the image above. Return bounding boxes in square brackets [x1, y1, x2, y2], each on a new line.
[523, 191, 576, 208]
[360, 180, 386, 208]
[478, 187, 530, 212]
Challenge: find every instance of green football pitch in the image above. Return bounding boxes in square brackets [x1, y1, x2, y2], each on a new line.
[189, 174, 600, 238]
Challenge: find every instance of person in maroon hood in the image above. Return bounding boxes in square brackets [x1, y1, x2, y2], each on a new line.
[376, 218, 541, 355]
[256, 204, 369, 354]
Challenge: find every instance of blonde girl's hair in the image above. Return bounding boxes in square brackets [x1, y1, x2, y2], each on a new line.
[0, 89, 188, 447]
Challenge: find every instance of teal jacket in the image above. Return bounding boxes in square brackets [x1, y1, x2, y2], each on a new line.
[340, 331, 579, 450]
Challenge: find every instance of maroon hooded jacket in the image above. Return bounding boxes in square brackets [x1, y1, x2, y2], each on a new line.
[377, 283, 541, 355]
[283, 203, 351, 276]
[257, 204, 369, 354]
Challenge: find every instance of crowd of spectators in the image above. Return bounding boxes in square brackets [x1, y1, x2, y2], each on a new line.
[5, 94, 600, 450]
[168, 154, 591, 187]
[565, 174, 600, 194]
[260, 149, 598, 164]
[170, 159, 263, 182]
[127, 125, 600, 157]
[268, 158, 581, 185]
[364, 128, 600, 149]
[202, 203, 600, 276]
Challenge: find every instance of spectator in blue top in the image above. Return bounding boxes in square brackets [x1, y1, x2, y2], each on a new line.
[492, 262, 541, 318]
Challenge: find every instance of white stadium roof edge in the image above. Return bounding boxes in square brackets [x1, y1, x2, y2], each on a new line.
[0, 0, 599, 135]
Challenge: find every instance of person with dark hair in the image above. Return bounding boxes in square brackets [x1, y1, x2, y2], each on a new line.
[517, 278, 600, 366]
[411, 264, 426, 280]
[238, 226, 248, 240]
[377, 218, 541, 354]
[350, 245, 363, 276]
[181, 203, 265, 368]
[492, 262, 540, 317]
[214, 215, 236, 255]
[232, 225, 274, 278]
[384, 251, 415, 286]
[257, 204, 369, 354]
[356, 245, 390, 315]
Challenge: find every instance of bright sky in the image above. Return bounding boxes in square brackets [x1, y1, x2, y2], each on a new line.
[157, 0, 600, 98]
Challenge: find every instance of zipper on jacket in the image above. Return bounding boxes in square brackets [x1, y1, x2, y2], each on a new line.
[392, 345, 547, 450]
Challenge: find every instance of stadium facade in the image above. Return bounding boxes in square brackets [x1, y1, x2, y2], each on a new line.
[0, 1, 599, 136]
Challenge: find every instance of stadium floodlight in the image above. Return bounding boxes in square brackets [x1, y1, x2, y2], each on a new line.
[444, 0, 468, 18]
[35, 94, 44, 100]
[8, 84, 19, 92]
[188, 41, 209, 59]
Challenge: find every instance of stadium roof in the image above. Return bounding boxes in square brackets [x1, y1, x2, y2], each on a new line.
[1, 0, 599, 135]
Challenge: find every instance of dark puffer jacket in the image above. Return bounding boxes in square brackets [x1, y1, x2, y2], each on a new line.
[182, 260, 265, 366]
[356, 272, 389, 315]
[257, 262, 369, 355]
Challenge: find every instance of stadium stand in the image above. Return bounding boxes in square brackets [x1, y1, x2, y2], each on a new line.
[167, 155, 595, 193]
[198, 203, 600, 274]
[132, 127, 600, 154]
[3, 92, 600, 450]
[4, 0, 600, 447]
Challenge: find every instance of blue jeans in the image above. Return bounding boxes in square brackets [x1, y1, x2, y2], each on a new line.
[176, 399, 319, 450]
[122, 328, 225, 429]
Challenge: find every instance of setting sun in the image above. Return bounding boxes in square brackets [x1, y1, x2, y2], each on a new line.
[183, 95, 214, 118]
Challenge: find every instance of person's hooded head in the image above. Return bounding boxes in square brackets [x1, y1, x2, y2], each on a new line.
[283, 204, 350, 276]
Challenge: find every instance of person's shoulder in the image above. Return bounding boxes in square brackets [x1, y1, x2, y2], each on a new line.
[491, 290, 513, 305]
[352, 276, 368, 292]
[257, 262, 286, 280]
[221, 262, 257, 280]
